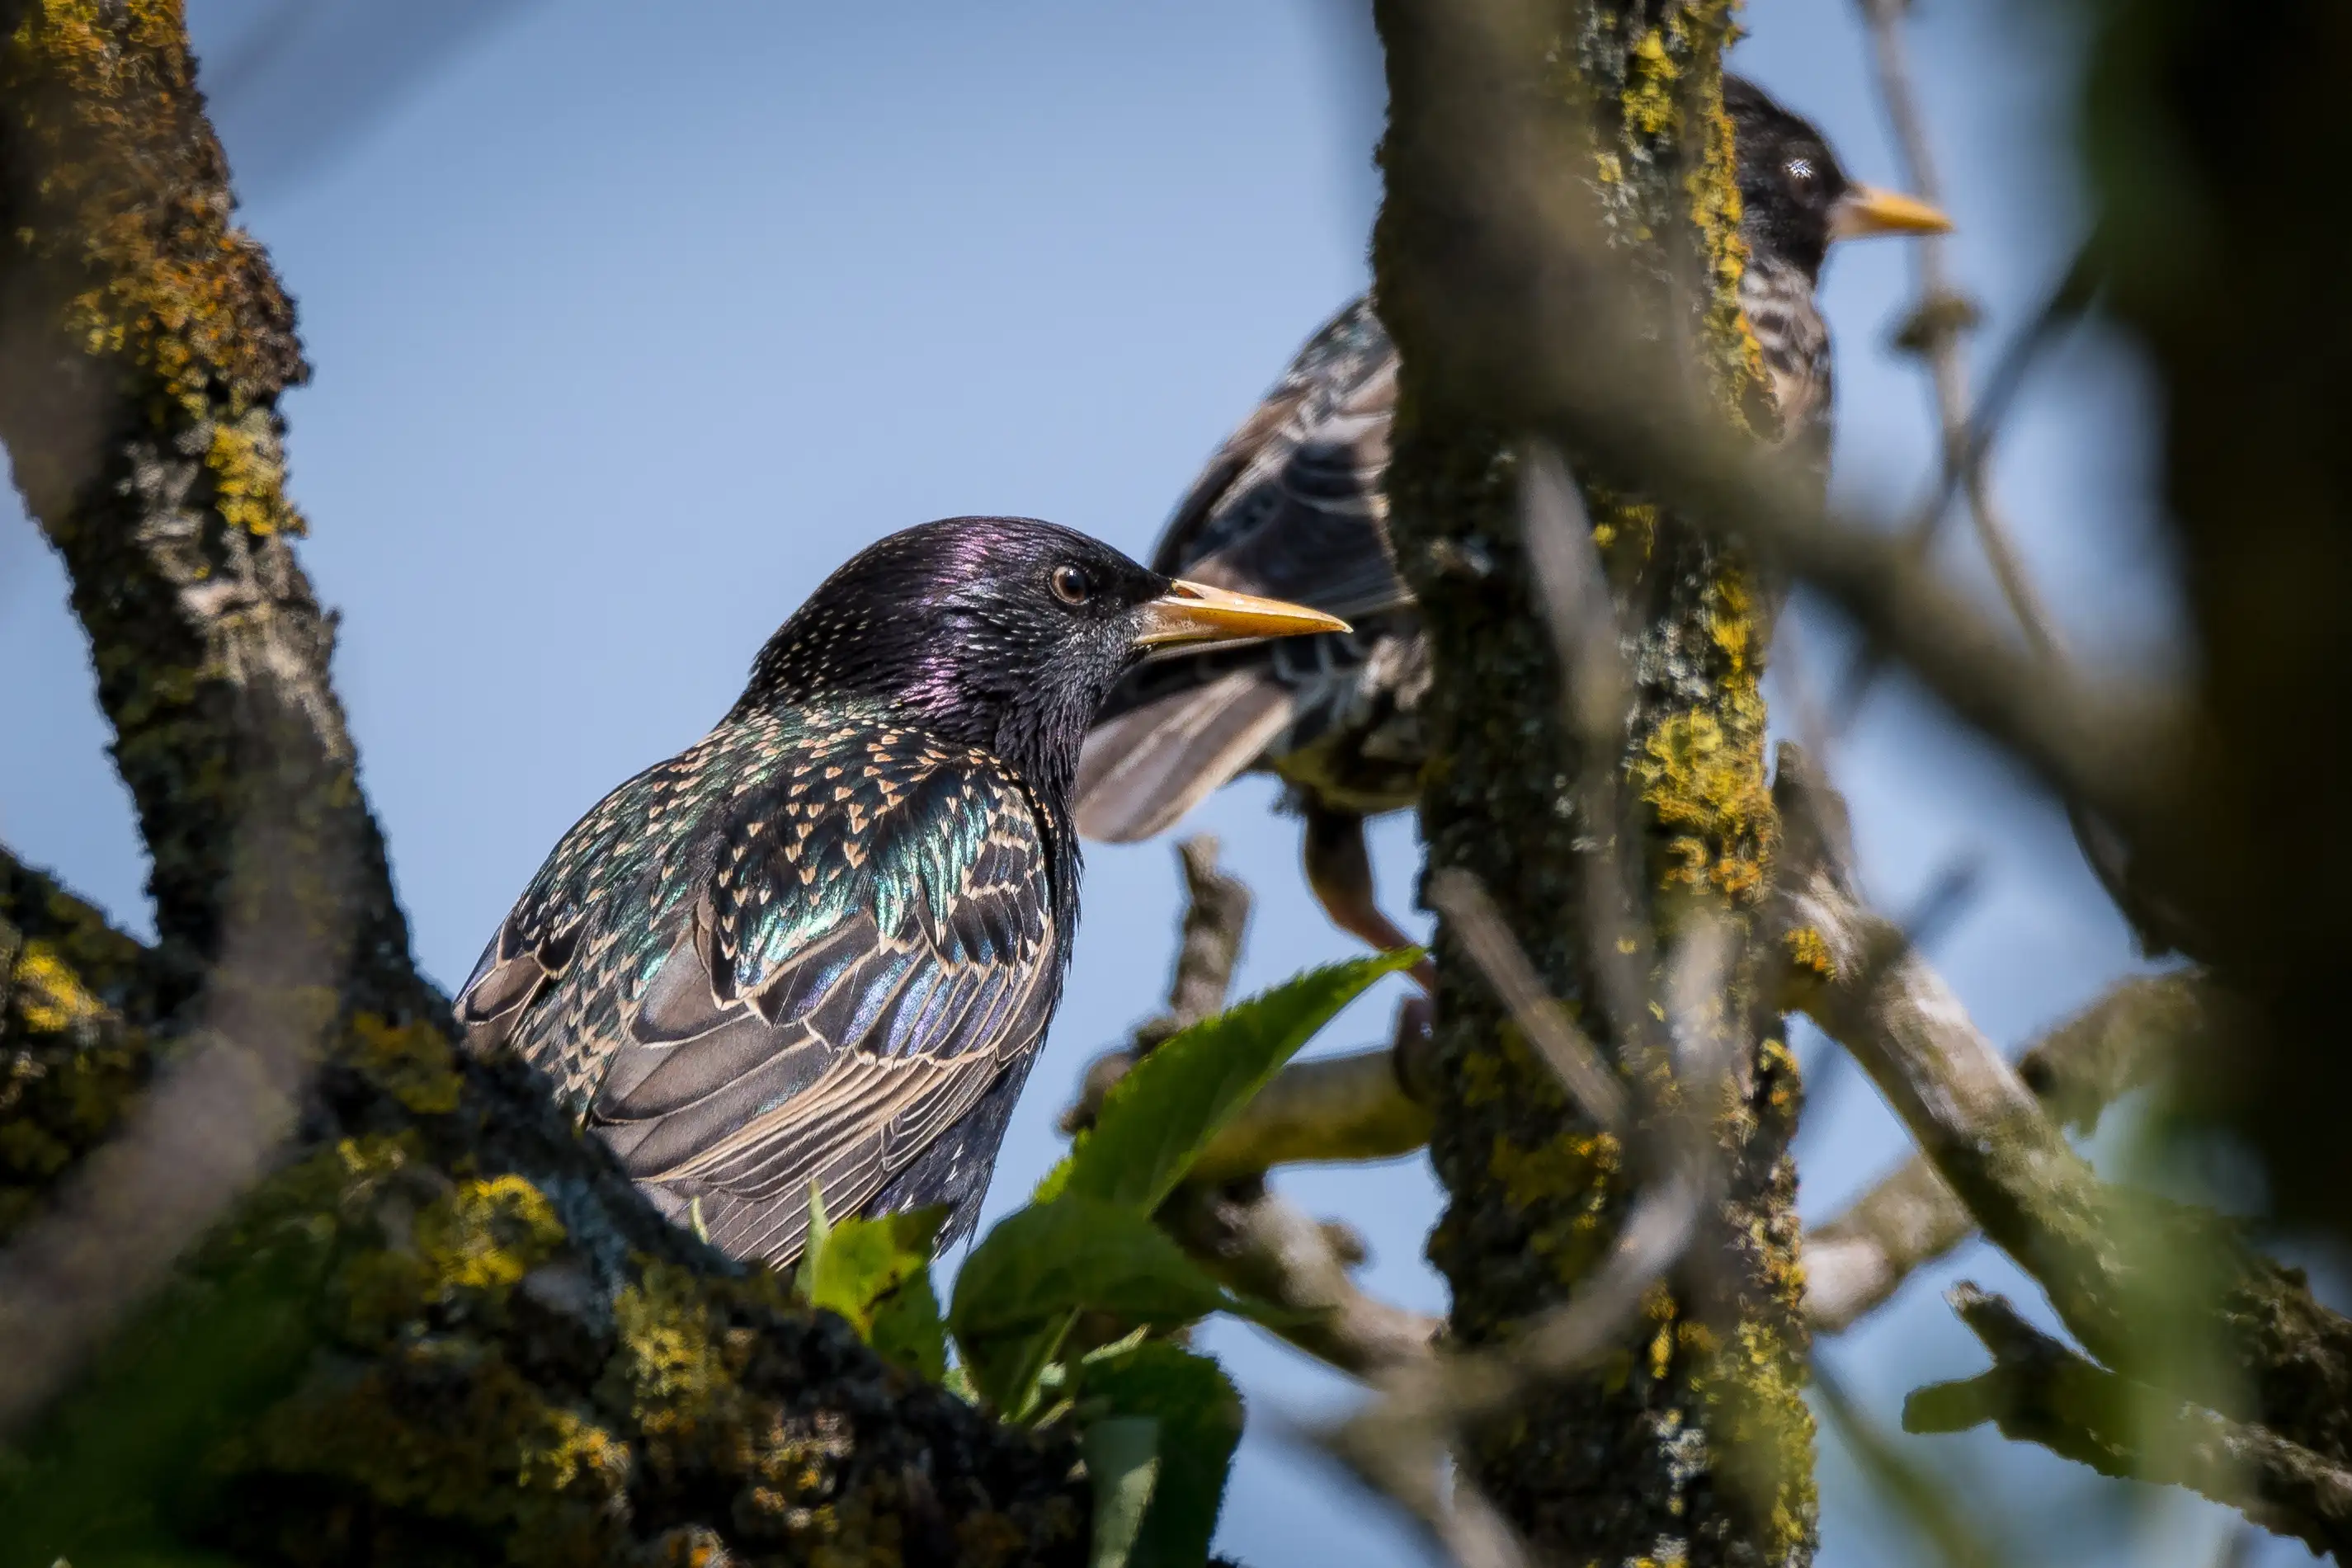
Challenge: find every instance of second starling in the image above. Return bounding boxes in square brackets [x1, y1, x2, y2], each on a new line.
[1073, 76, 1951, 975]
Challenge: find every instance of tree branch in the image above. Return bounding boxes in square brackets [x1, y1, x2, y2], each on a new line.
[1907, 1284, 2352, 1561]
[1771, 742, 2352, 1474]
[0, 7, 1093, 1558]
[1806, 968, 2214, 1332]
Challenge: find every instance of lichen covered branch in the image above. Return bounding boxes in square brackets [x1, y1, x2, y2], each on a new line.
[1907, 1284, 2352, 1561]
[1369, 0, 1816, 1558]
[0, 4, 1098, 1557]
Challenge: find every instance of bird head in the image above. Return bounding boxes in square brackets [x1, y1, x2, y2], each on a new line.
[1726, 74, 1952, 282]
[741, 516, 1346, 799]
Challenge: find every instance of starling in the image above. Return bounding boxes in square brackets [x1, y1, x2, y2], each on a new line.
[456, 517, 1346, 1265]
[1073, 76, 1950, 977]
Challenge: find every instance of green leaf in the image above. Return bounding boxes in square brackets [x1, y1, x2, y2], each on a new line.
[1036, 952, 1414, 1212]
[1082, 1416, 1161, 1568]
[795, 1201, 949, 1382]
[801, 1204, 945, 1331]
[866, 1260, 949, 1383]
[949, 1196, 1287, 1414]
[1077, 1342, 1244, 1568]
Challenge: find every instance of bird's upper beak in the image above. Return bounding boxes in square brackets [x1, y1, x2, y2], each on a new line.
[1829, 184, 1954, 242]
[1132, 578, 1350, 648]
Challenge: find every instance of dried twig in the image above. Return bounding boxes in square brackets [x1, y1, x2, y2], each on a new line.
[1856, 0, 2062, 663]
[1812, 1352, 2004, 1568]
[1186, 1044, 1434, 1184]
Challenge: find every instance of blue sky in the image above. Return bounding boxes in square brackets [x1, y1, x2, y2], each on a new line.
[0, 2, 2293, 1563]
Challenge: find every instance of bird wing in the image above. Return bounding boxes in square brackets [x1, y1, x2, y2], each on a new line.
[458, 727, 1061, 1264]
[1076, 297, 1408, 841]
[1150, 294, 1409, 624]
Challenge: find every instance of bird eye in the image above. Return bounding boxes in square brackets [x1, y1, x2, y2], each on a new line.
[1049, 564, 1092, 606]
[1784, 155, 1817, 191]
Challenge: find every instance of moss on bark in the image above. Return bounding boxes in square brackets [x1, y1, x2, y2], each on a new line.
[1370, 2, 1812, 1561]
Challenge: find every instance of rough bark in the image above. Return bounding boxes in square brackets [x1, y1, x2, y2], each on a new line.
[1369, 2, 1812, 1562]
[0, 4, 1086, 1562]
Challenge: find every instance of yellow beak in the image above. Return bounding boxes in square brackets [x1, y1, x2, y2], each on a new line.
[1132, 578, 1350, 648]
[1829, 183, 1954, 241]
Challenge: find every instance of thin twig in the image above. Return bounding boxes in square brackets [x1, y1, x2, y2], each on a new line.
[1425, 869, 1631, 1137]
[1517, 439, 1658, 1065]
[1832, 0, 2086, 736]
[1065, 836, 1442, 1382]
[1860, 0, 2063, 663]
[1812, 1351, 2006, 1568]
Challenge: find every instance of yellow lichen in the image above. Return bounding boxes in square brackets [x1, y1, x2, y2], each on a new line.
[1631, 709, 1775, 899]
[415, 1175, 566, 1297]
[1487, 1128, 1622, 1280]
[349, 1011, 464, 1115]
[1688, 1316, 1817, 1565]
[9, 940, 108, 1033]
[1783, 926, 1834, 982]
[1624, 31, 1681, 138]
[3, 0, 310, 533]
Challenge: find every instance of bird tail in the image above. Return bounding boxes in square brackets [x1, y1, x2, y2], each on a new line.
[1076, 667, 1297, 842]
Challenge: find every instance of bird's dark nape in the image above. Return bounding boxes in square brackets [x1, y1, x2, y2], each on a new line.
[455, 514, 1345, 1266]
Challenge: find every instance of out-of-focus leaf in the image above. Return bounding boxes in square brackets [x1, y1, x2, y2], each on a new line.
[1081, 1415, 1161, 1568]
[791, 1180, 832, 1301]
[1077, 1341, 1243, 1568]
[948, 1197, 1290, 1415]
[1035, 952, 1414, 1212]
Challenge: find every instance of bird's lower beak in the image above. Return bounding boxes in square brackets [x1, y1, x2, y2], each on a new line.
[1132, 578, 1350, 648]
[1829, 183, 1954, 241]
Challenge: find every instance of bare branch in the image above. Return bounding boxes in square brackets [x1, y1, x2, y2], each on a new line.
[1908, 1284, 2352, 1560]
[1186, 1045, 1434, 1183]
[1856, 0, 2064, 664]
[1806, 968, 2211, 1333]
[1811, 1353, 2005, 1568]
[1161, 1182, 1439, 1377]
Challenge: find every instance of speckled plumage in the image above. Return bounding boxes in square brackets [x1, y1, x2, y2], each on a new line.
[1076, 77, 1891, 855]
[460, 518, 1240, 1265]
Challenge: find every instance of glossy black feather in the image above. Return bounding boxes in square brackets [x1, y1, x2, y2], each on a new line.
[460, 517, 1175, 1264]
